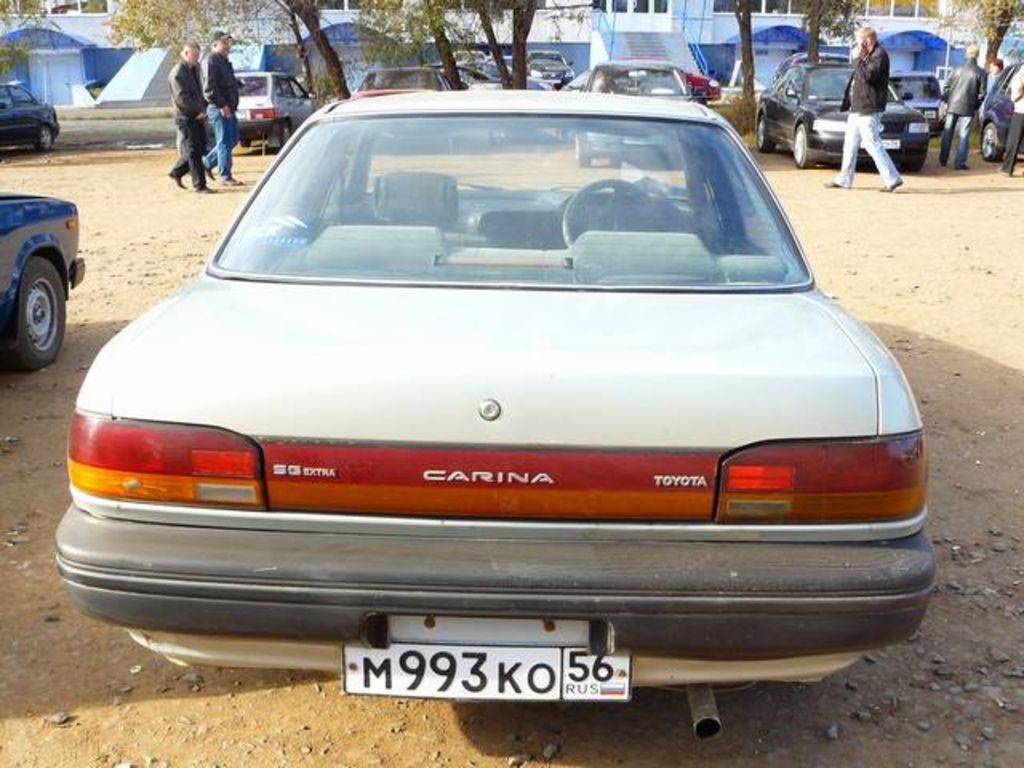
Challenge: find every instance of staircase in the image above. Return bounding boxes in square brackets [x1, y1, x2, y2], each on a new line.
[592, 13, 703, 75]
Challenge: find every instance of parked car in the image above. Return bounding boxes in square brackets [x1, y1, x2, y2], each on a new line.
[235, 71, 316, 151]
[1, 194, 83, 370]
[479, 57, 556, 91]
[756, 63, 930, 172]
[683, 71, 721, 104]
[57, 92, 933, 728]
[527, 50, 575, 88]
[980, 61, 1022, 163]
[355, 67, 452, 98]
[429, 63, 499, 90]
[890, 71, 943, 136]
[0, 83, 60, 152]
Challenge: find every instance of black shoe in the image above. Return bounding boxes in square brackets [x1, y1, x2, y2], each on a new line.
[880, 179, 904, 193]
[204, 165, 216, 181]
[195, 186, 217, 194]
[955, 165, 969, 171]
[169, 173, 185, 190]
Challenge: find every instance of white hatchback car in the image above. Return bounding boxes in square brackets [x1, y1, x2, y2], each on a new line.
[58, 92, 933, 731]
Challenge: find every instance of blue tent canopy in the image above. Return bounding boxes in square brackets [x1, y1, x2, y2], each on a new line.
[1, 27, 96, 49]
[727, 25, 809, 47]
[879, 30, 948, 52]
[305, 22, 360, 45]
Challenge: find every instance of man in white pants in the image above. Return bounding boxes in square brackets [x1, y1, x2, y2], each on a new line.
[825, 27, 903, 193]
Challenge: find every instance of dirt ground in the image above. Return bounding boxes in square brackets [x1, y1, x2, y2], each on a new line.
[1, 141, 1022, 768]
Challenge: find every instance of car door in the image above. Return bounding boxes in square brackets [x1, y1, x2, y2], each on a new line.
[763, 69, 799, 144]
[286, 77, 315, 125]
[8, 86, 42, 142]
[0, 87, 15, 144]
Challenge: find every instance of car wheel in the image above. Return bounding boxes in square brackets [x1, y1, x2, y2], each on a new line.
[35, 125, 55, 152]
[981, 122, 1003, 163]
[755, 113, 775, 154]
[574, 135, 591, 167]
[792, 124, 811, 169]
[0, 257, 66, 371]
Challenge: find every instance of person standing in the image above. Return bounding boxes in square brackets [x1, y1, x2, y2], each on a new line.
[1001, 64, 1024, 177]
[168, 42, 214, 194]
[202, 31, 243, 187]
[939, 44, 986, 170]
[825, 27, 903, 193]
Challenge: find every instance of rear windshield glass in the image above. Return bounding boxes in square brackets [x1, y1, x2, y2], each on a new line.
[593, 69, 686, 96]
[238, 76, 269, 97]
[360, 70, 436, 91]
[215, 115, 809, 290]
[890, 75, 941, 99]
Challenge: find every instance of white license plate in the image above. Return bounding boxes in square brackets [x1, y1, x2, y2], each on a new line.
[883, 139, 901, 149]
[344, 643, 631, 701]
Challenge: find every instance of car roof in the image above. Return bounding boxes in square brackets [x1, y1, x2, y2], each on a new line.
[320, 90, 718, 123]
[599, 59, 677, 70]
[801, 63, 852, 71]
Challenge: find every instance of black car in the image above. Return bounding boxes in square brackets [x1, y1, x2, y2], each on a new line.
[527, 50, 575, 88]
[756, 63, 930, 172]
[0, 83, 60, 152]
[980, 62, 1022, 163]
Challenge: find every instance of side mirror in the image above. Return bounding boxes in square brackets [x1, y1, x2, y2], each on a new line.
[785, 86, 798, 99]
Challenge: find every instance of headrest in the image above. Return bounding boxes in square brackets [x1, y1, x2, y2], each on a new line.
[718, 254, 788, 284]
[302, 225, 443, 276]
[374, 172, 458, 229]
[571, 231, 717, 285]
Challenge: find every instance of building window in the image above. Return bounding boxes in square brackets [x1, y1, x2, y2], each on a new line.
[916, 0, 938, 15]
[867, 0, 891, 16]
[653, 0, 668, 11]
[893, 0, 915, 15]
[764, 0, 788, 12]
[713, 0, 736, 12]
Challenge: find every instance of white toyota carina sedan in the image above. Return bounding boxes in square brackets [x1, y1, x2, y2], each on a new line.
[58, 92, 933, 731]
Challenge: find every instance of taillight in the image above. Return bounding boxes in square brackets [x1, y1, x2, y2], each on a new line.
[249, 108, 277, 120]
[68, 412, 265, 508]
[717, 432, 926, 524]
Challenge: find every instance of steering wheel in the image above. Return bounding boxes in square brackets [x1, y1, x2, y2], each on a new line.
[562, 179, 650, 246]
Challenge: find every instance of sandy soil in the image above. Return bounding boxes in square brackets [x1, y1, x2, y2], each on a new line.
[1, 143, 1022, 768]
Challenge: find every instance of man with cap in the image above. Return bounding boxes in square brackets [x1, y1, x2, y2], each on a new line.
[168, 42, 215, 194]
[202, 31, 243, 187]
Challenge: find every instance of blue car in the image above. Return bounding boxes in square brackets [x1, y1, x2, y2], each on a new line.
[890, 71, 943, 137]
[1, 194, 83, 370]
[980, 62, 1022, 163]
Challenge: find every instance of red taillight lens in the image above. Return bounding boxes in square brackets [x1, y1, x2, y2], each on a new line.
[250, 108, 277, 120]
[69, 411, 265, 507]
[717, 433, 926, 524]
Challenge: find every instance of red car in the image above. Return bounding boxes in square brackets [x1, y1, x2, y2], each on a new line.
[684, 71, 721, 103]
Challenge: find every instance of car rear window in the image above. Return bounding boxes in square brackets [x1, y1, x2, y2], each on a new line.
[361, 70, 436, 91]
[592, 68, 686, 97]
[238, 76, 269, 97]
[215, 114, 810, 290]
[891, 75, 941, 100]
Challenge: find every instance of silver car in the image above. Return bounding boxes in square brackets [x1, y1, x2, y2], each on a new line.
[236, 71, 316, 152]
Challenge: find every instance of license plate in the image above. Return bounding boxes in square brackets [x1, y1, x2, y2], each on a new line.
[237, 109, 249, 119]
[883, 139, 901, 149]
[344, 643, 631, 701]
[924, 110, 937, 118]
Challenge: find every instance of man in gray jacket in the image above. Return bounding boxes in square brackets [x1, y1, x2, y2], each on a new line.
[168, 42, 214, 193]
[940, 44, 986, 170]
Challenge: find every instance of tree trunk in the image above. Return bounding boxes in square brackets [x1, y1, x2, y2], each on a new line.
[806, 0, 821, 64]
[285, 9, 315, 99]
[428, 6, 463, 90]
[985, 22, 1011, 68]
[511, 1, 537, 90]
[292, 1, 350, 100]
[472, 0, 512, 88]
[734, 0, 755, 104]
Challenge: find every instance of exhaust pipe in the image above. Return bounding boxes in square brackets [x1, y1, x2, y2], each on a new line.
[686, 684, 722, 740]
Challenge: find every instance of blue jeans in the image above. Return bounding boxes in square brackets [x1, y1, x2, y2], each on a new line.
[834, 113, 902, 189]
[939, 114, 972, 168]
[204, 106, 239, 180]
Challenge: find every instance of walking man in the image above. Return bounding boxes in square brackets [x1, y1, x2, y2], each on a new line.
[168, 42, 214, 194]
[202, 31, 243, 187]
[825, 27, 903, 192]
[1001, 64, 1024, 177]
[939, 44, 986, 170]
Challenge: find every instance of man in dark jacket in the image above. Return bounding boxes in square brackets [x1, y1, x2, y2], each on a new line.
[940, 44, 986, 170]
[202, 31, 243, 187]
[826, 27, 903, 192]
[168, 42, 214, 193]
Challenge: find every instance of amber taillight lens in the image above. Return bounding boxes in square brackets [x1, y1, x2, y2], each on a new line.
[716, 432, 926, 524]
[68, 411, 266, 508]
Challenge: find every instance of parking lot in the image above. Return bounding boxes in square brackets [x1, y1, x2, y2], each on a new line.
[1, 138, 1022, 767]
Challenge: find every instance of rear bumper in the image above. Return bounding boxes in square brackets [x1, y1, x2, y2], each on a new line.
[238, 119, 280, 140]
[56, 504, 935, 662]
